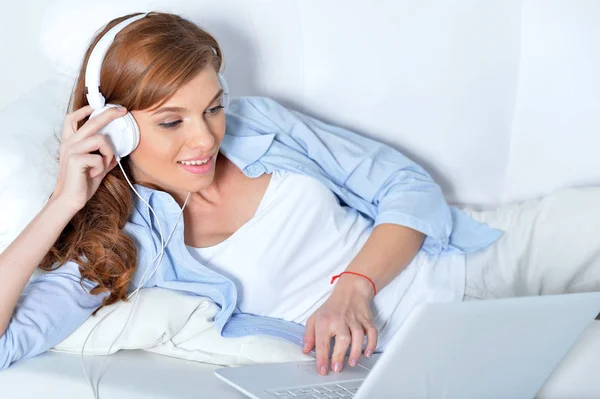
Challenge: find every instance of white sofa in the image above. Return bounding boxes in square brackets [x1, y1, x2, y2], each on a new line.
[0, 0, 599, 397]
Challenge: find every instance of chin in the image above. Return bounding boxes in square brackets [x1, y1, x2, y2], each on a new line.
[181, 176, 215, 193]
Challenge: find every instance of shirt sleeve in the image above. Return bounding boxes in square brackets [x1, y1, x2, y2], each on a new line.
[242, 96, 453, 254]
[0, 261, 105, 370]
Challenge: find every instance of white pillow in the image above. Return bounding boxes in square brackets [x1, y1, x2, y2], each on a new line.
[0, 77, 72, 253]
[53, 287, 314, 366]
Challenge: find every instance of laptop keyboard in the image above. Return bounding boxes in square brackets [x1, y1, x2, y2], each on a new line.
[267, 380, 363, 398]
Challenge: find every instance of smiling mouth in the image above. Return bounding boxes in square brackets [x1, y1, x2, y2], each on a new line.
[177, 155, 212, 166]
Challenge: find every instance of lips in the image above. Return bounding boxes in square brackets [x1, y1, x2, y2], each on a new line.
[177, 154, 215, 175]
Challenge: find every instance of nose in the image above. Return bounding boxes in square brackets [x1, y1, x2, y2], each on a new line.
[185, 118, 215, 151]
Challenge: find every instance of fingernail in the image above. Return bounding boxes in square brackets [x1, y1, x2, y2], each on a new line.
[349, 358, 357, 367]
[320, 365, 327, 375]
[302, 343, 309, 352]
[365, 350, 373, 357]
[333, 362, 342, 373]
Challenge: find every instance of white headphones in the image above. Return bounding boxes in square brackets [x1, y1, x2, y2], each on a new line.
[85, 12, 229, 159]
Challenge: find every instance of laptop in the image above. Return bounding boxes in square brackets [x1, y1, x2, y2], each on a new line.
[215, 292, 600, 399]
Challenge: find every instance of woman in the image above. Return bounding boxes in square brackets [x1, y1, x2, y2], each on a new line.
[0, 11, 598, 377]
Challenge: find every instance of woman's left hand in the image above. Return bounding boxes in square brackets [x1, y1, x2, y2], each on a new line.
[302, 274, 378, 376]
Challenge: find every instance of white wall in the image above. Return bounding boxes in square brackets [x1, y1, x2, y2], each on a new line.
[0, 0, 56, 110]
[2, 0, 599, 207]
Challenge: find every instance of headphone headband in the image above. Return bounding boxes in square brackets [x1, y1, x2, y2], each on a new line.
[85, 13, 149, 109]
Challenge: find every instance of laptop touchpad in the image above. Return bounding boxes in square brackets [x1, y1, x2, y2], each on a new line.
[357, 354, 381, 370]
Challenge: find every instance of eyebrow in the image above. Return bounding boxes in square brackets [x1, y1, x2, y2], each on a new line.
[151, 89, 224, 116]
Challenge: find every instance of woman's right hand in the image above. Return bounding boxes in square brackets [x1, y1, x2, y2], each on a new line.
[50, 105, 129, 214]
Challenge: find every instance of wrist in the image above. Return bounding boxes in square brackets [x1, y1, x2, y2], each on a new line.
[332, 273, 375, 300]
[45, 196, 80, 223]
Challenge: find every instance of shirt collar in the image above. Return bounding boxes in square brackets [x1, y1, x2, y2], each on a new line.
[219, 131, 276, 171]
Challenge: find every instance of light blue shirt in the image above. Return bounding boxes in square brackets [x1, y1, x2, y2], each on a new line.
[0, 96, 503, 370]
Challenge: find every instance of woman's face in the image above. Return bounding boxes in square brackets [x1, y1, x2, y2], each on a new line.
[129, 66, 226, 199]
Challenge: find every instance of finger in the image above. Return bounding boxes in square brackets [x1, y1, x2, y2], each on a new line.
[303, 316, 316, 354]
[67, 134, 115, 167]
[107, 155, 119, 173]
[331, 328, 352, 373]
[62, 105, 94, 142]
[72, 106, 128, 143]
[363, 323, 379, 358]
[70, 154, 105, 178]
[315, 321, 332, 376]
[347, 324, 365, 367]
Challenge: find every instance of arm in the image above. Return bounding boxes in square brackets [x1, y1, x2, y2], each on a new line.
[0, 197, 104, 370]
[338, 224, 425, 299]
[0, 105, 127, 370]
[303, 224, 425, 376]
[0, 198, 76, 336]
[0, 261, 105, 370]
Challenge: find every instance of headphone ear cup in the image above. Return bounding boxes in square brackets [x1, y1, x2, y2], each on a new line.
[89, 104, 140, 159]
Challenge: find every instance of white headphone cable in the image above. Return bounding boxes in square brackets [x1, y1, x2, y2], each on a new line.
[81, 155, 165, 397]
[93, 165, 190, 398]
[80, 156, 190, 398]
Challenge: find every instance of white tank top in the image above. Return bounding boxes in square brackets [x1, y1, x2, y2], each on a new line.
[186, 169, 465, 350]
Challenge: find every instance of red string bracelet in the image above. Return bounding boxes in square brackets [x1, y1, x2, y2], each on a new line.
[330, 271, 377, 296]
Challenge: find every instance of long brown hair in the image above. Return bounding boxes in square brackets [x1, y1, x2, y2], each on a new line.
[39, 11, 223, 311]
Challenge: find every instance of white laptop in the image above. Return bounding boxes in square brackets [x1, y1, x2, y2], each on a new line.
[215, 292, 600, 399]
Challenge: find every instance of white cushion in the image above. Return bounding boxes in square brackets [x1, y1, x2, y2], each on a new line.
[0, 77, 71, 252]
[53, 287, 313, 366]
[463, 187, 600, 296]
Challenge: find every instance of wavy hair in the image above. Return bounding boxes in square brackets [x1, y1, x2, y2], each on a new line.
[39, 11, 223, 312]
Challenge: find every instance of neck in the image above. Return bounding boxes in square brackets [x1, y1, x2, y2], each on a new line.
[177, 154, 231, 211]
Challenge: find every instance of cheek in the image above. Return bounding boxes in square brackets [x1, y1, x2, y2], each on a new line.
[130, 130, 181, 167]
[210, 116, 227, 141]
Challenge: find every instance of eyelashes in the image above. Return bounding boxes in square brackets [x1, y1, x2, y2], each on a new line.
[158, 105, 225, 129]
[207, 105, 225, 114]
[159, 120, 182, 129]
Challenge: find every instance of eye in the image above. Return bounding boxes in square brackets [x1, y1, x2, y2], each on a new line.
[159, 120, 182, 129]
[206, 105, 224, 115]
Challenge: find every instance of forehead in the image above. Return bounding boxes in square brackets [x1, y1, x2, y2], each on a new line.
[145, 67, 222, 114]
[171, 67, 221, 97]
